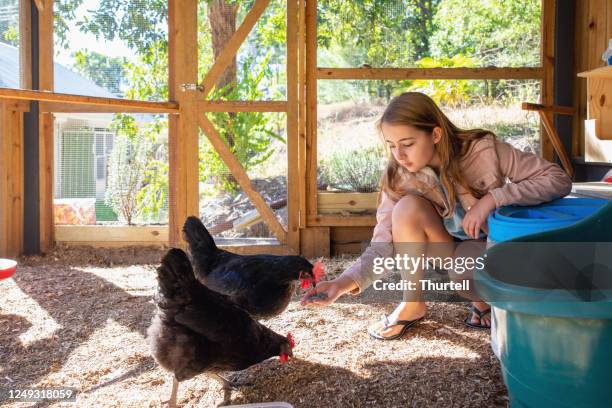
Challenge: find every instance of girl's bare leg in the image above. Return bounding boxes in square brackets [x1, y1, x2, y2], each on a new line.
[371, 195, 454, 338]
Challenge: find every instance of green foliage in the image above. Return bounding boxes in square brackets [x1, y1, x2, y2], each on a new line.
[200, 55, 284, 194]
[0, 0, 19, 46]
[402, 55, 481, 106]
[104, 114, 169, 224]
[431, 0, 541, 67]
[55, 0, 168, 55]
[317, 0, 440, 66]
[104, 123, 149, 225]
[321, 146, 385, 192]
[72, 50, 128, 96]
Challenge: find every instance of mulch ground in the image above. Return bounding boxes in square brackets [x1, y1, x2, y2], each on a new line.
[0, 246, 508, 407]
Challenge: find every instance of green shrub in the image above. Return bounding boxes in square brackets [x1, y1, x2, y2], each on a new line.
[321, 146, 385, 192]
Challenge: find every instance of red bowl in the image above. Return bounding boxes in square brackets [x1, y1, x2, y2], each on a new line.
[0, 259, 17, 280]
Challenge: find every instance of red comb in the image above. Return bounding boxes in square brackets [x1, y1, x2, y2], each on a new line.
[287, 332, 295, 348]
[312, 261, 325, 282]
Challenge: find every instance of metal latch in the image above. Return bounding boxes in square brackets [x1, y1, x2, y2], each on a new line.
[180, 83, 204, 92]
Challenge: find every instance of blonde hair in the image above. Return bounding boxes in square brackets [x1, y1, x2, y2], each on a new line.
[378, 92, 492, 215]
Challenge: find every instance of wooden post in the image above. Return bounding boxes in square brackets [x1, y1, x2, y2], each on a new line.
[298, 0, 307, 228]
[168, 0, 200, 247]
[300, 227, 330, 258]
[541, 0, 556, 163]
[286, 0, 300, 253]
[0, 104, 24, 258]
[38, 0, 54, 253]
[305, 0, 317, 223]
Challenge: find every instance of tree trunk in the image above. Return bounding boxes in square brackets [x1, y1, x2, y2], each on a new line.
[208, 0, 238, 188]
[208, 0, 238, 99]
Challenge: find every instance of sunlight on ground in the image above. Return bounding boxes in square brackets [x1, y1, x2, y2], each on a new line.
[0, 279, 61, 347]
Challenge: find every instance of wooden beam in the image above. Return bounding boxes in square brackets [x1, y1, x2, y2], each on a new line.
[540, 0, 556, 162]
[298, 0, 307, 228]
[168, 0, 200, 247]
[317, 67, 544, 80]
[33, 0, 45, 12]
[0, 104, 24, 258]
[198, 100, 287, 112]
[55, 225, 169, 243]
[305, 0, 318, 223]
[198, 113, 288, 243]
[538, 110, 574, 177]
[307, 214, 377, 227]
[286, 0, 300, 253]
[39, 101, 178, 114]
[19, 0, 32, 90]
[0, 88, 179, 112]
[572, 0, 589, 158]
[521, 102, 575, 115]
[200, 0, 271, 97]
[39, 1, 54, 253]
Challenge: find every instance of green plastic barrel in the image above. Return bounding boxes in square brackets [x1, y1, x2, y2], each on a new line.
[476, 201, 612, 408]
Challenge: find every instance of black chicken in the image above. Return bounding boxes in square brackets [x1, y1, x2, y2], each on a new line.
[183, 216, 325, 319]
[147, 248, 294, 407]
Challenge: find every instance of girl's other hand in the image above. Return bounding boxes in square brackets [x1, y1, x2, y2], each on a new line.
[463, 193, 497, 239]
[300, 276, 357, 307]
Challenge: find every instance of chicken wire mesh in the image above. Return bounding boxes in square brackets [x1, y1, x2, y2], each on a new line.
[316, 80, 542, 207]
[316, 0, 542, 68]
[53, 114, 169, 226]
[199, 112, 288, 241]
[198, 0, 286, 101]
[53, 0, 168, 100]
[0, 0, 21, 88]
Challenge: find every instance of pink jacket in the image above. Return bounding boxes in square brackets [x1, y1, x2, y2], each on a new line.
[342, 134, 573, 293]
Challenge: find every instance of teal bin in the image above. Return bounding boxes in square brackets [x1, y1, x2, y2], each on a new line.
[477, 199, 612, 408]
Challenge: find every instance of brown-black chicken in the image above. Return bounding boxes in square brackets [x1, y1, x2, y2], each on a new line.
[183, 216, 325, 319]
[147, 248, 294, 407]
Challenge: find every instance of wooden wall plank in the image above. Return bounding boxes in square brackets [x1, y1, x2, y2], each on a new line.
[39, 1, 54, 253]
[168, 0, 200, 247]
[300, 227, 330, 258]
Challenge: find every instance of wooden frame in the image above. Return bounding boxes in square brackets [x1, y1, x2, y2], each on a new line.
[168, 0, 199, 247]
[303, 0, 557, 229]
[0, 102, 26, 257]
[38, 0, 54, 253]
[0, 0, 562, 255]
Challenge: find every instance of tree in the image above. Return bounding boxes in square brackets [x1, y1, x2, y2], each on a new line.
[72, 50, 127, 96]
[430, 0, 541, 67]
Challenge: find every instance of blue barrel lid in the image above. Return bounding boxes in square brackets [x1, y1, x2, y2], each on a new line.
[488, 198, 608, 242]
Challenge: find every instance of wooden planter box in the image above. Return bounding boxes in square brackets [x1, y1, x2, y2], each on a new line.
[317, 191, 379, 214]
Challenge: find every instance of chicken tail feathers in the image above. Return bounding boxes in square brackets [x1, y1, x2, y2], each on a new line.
[157, 248, 197, 306]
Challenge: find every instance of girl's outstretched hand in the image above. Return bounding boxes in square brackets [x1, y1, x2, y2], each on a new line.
[463, 193, 497, 239]
[301, 277, 357, 307]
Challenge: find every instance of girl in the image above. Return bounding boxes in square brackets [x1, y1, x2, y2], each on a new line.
[302, 92, 572, 340]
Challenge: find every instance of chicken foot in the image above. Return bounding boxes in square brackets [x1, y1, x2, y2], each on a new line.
[163, 377, 179, 408]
